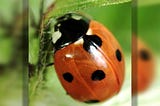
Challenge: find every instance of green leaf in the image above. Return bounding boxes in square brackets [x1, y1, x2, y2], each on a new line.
[44, 0, 131, 23]
[138, 0, 160, 6]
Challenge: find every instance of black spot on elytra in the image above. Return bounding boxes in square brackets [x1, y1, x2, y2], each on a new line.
[91, 70, 105, 81]
[116, 49, 122, 62]
[63, 72, 73, 82]
[66, 92, 69, 95]
[139, 49, 150, 61]
[84, 100, 99, 104]
[83, 35, 102, 52]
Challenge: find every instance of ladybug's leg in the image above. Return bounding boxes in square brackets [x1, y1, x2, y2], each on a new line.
[46, 62, 54, 67]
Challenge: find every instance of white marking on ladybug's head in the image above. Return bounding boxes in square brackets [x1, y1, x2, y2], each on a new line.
[86, 28, 93, 35]
[57, 23, 61, 27]
[71, 15, 82, 20]
[65, 54, 74, 58]
[74, 38, 84, 45]
[52, 31, 62, 44]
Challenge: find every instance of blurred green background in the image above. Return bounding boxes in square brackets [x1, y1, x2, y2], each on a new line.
[0, 0, 23, 106]
[138, 5, 160, 53]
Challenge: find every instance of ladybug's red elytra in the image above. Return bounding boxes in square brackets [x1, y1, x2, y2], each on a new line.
[52, 13, 125, 103]
[132, 36, 154, 94]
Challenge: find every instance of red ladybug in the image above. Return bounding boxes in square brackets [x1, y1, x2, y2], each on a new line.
[132, 36, 154, 94]
[52, 13, 125, 103]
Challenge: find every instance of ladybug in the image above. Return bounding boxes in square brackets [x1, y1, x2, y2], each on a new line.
[132, 36, 154, 94]
[52, 13, 125, 103]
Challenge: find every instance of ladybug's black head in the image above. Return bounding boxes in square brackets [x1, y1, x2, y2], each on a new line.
[52, 13, 90, 51]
